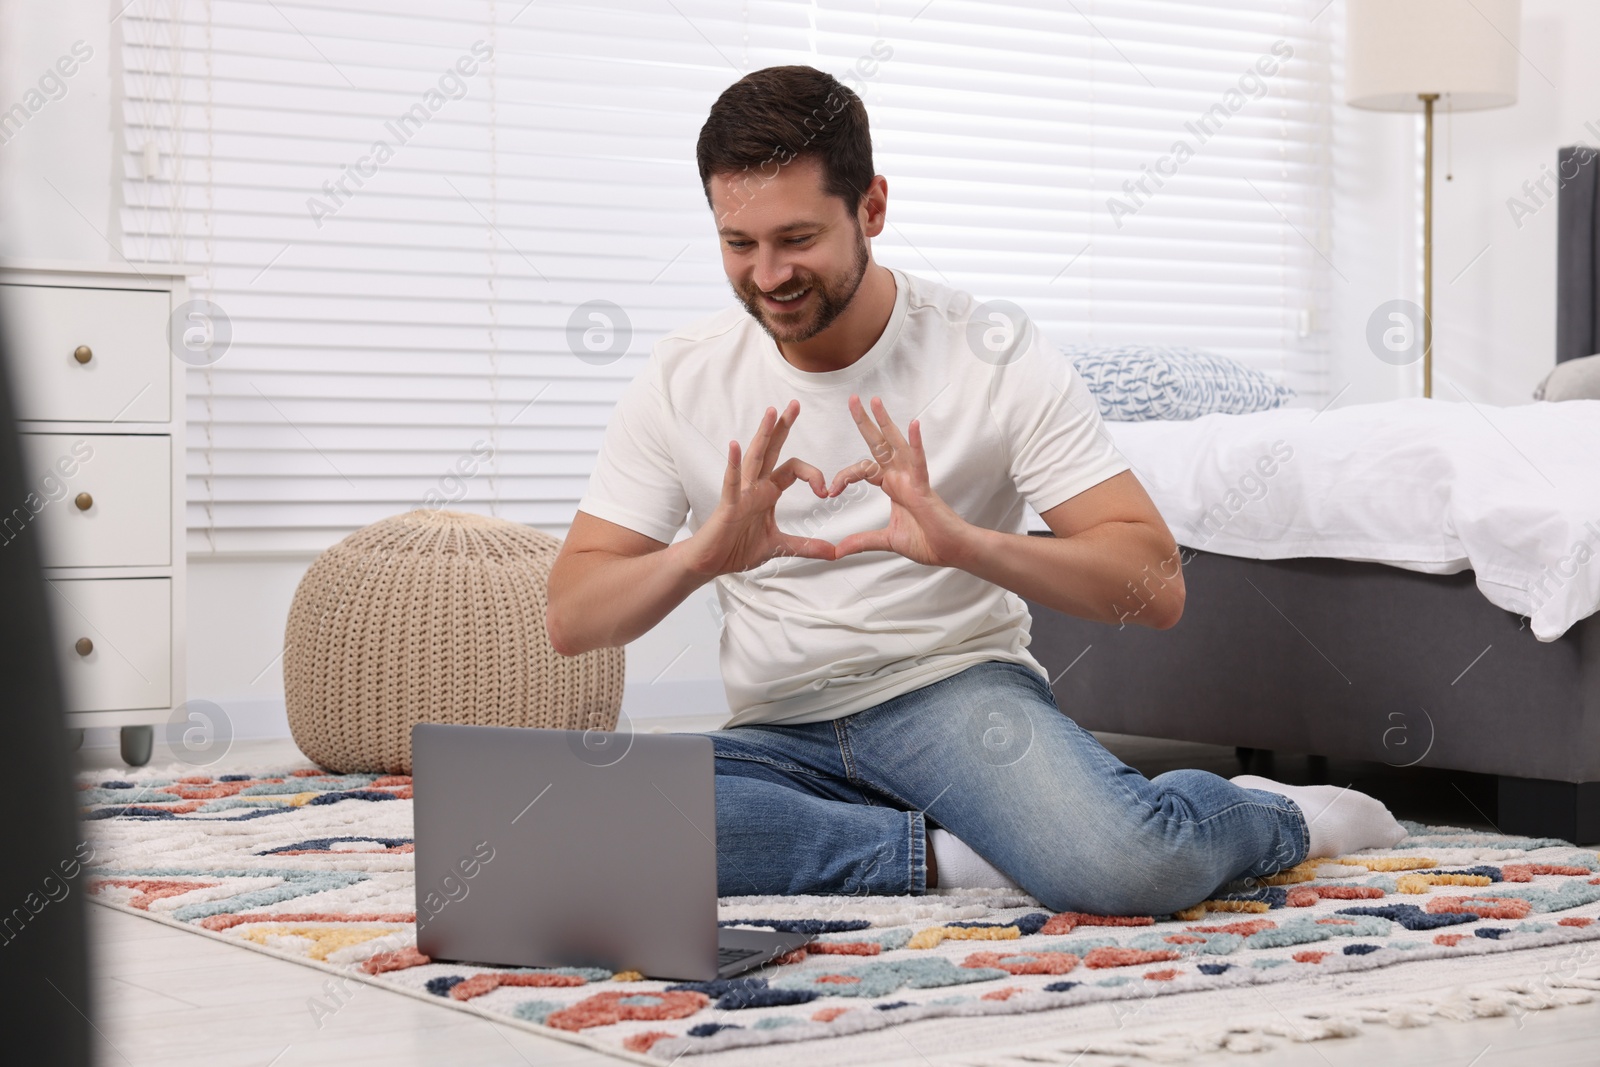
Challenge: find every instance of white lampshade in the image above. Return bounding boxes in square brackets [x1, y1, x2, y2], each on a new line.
[1346, 0, 1520, 112]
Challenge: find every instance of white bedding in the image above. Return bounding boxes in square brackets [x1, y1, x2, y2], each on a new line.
[1027, 398, 1600, 641]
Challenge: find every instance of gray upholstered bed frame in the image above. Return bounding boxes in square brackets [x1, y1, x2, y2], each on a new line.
[1027, 146, 1600, 846]
[1024, 545, 1600, 846]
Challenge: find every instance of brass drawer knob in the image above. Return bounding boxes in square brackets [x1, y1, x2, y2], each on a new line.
[75, 637, 93, 656]
[75, 492, 93, 511]
[74, 345, 93, 364]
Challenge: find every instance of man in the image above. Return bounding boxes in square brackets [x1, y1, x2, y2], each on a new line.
[546, 66, 1405, 914]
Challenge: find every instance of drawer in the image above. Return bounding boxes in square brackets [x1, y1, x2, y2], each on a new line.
[1, 284, 171, 422]
[21, 434, 170, 567]
[48, 578, 171, 713]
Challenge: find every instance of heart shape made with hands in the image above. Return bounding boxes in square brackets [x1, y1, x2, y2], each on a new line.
[697, 393, 970, 573]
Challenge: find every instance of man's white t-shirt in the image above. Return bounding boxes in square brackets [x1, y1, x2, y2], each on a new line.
[577, 268, 1129, 728]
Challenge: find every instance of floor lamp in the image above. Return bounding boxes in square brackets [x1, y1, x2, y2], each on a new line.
[1346, 0, 1520, 398]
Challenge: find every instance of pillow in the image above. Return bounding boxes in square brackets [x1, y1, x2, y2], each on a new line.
[1534, 353, 1600, 401]
[1062, 344, 1296, 421]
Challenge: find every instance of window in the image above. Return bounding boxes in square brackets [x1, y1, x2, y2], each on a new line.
[118, 0, 1333, 554]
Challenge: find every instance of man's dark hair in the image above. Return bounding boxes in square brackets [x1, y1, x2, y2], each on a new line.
[696, 65, 874, 216]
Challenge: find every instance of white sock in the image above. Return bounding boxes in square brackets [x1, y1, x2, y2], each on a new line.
[1231, 774, 1408, 859]
[929, 829, 1019, 890]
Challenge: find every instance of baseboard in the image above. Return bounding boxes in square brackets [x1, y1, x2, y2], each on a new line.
[76, 679, 729, 753]
[78, 697, 293, 753]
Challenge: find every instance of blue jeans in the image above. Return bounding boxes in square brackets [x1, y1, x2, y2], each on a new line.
[700, 661, 1308, 915]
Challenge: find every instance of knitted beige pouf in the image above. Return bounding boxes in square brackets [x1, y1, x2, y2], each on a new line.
[283, 509, 624, 774]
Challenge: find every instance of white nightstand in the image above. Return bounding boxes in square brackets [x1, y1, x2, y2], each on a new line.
[1, 260, 191, 766]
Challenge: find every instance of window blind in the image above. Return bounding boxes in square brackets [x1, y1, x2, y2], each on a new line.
[117, 0, 1334, 555]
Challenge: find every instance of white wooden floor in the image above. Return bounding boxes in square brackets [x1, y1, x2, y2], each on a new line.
[80, 736, 1600, 1066]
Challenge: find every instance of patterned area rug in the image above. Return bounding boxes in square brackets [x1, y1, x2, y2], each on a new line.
[82, 764, 1600, 1065]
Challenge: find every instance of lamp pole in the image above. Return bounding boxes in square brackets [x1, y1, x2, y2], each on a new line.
[1420, 91, 1438, 399]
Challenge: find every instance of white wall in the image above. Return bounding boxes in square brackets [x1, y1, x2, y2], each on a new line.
[1326, 70, 1425, 407]
[0, 0, 116, 263]
[1328, 0, 1599, 406]
[1429, 0, 1600, 403]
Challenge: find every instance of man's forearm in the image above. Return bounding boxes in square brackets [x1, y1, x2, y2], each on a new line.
[955, 522, 1186, 629]
[546, 541, 712, 655]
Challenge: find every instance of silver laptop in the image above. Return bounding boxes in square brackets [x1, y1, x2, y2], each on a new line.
[411, 722, 813, 981]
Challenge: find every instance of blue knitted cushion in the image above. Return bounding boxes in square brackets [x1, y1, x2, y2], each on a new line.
[1062, 345, 1295, 421]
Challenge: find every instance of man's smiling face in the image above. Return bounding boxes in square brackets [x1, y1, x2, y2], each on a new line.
[709, 155, 871, 345]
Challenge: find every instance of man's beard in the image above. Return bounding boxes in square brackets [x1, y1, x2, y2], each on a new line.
[735, 225, 871, 345]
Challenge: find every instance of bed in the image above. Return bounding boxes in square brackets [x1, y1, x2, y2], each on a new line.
[1023, 385, 1600, 844]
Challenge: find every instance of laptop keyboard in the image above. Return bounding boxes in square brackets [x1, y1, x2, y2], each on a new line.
[717, 946, 764, 968]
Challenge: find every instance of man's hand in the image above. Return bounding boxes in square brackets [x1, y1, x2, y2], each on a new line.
[681, 399, 839, 577]
[830, 395, 977, 567]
